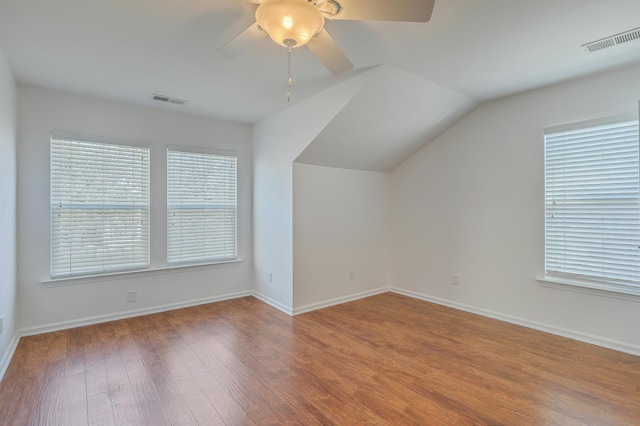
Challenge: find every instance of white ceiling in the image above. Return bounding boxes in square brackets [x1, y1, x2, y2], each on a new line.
[296, 65, 476, 172]
[1, 0, 640, 125]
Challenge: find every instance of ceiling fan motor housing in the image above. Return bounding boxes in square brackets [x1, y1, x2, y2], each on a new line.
[256, 0, 325, 47]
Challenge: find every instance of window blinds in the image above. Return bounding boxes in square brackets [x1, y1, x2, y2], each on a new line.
[50, 133, 150, 278]
[544, 116, 640, 288]
[167, 147, 237, 266]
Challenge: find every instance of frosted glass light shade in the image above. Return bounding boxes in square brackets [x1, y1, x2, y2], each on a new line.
[256, 0, 324, 47]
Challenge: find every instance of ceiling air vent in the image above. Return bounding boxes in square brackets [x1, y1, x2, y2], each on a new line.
[582, 27, 640, 53]
[152, 93, 187, 106]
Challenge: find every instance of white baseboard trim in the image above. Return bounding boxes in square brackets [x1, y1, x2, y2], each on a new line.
[390, 287, 640, 357]
[0, 333, 20, 384]
[292, 287, 390, 316]
[5, 285, 638, 385]
[252, 292, 293, 316]
[19, 290, 252, 338]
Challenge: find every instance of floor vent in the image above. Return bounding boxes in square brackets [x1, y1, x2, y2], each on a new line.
[582, 27, 640, 53]
[152, 94, 187, 106]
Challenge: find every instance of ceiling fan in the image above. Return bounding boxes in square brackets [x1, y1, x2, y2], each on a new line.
[216, 0, 435, 86]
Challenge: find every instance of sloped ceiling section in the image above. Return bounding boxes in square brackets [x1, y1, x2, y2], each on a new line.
[254, 67, 375, 162]
[295, 65, 477, 172]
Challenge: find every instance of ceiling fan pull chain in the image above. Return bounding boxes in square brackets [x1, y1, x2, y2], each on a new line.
[287, 44, 293, 102]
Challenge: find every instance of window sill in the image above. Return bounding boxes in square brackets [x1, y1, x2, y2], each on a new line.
[42, 259, 243, 287]
[537, 275, 640, 302]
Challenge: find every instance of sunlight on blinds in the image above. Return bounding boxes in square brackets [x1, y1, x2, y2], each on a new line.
[51, 133, 150, 278]
[544, 116, 640, 288]
[167, 147, 237, 266]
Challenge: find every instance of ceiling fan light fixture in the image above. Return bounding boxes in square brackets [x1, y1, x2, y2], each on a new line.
[256, 0, 324, 48]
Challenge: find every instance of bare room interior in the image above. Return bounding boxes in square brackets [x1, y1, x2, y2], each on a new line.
[1, 0, 640, 424]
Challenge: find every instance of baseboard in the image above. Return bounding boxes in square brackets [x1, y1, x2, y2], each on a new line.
[390, 287, 640, 357]
[19, 290, 252, 338]
[5, 285, 637, 385]
[0, 333, 20, 384]
[252, 292, 293, 316]
[292, 287, 390, 316]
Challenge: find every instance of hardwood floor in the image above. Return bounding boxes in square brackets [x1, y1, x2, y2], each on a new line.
[1, 293, 639, 425]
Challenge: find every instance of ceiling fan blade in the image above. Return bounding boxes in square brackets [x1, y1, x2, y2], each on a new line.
[215, 22, 266, 57]
[307, 29, 353, 75]
[328, 0, 435, 22]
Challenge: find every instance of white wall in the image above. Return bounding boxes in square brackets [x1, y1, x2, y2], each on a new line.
[0, 49, 17, 377]
[293, 163, 389, 311]
[252, 71, 371, 313]
[390, 63, 640, 352]
[17, 85, 253, 331]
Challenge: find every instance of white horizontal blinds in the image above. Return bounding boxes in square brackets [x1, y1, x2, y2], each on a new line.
[167, 148, 237, 265]
[51, 133, 150, 278]
[544, 116, 640, 287]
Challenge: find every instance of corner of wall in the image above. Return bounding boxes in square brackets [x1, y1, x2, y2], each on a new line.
[0, 48, 18, 383]
[387, 62, 640, 354]
[251, 71, 374, 311]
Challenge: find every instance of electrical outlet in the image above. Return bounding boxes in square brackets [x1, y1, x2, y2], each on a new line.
[0, 316, 3, 335]
[269, 272, 273, 283]
[452, 274, 460, 286]
[349, 270, 355, 280]
[128, 290, 137, 303]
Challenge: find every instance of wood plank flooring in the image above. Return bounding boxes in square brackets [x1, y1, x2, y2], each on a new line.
[1, 293, 639, 425]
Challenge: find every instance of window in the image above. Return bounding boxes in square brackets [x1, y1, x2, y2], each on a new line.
[167, 147, 237, 266]
[50, 132, 150, 278]
[544, 114, 640, 294]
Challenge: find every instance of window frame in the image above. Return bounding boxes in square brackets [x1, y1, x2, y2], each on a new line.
[541, 113, 640, 297]
[166, 145, 238, 267]
[50, 131, 151, 279]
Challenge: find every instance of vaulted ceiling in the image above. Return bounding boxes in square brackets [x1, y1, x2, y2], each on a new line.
[2, 0, 639, 124]
[1, 1, 640, 171]
[296, 65, 476, 172]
